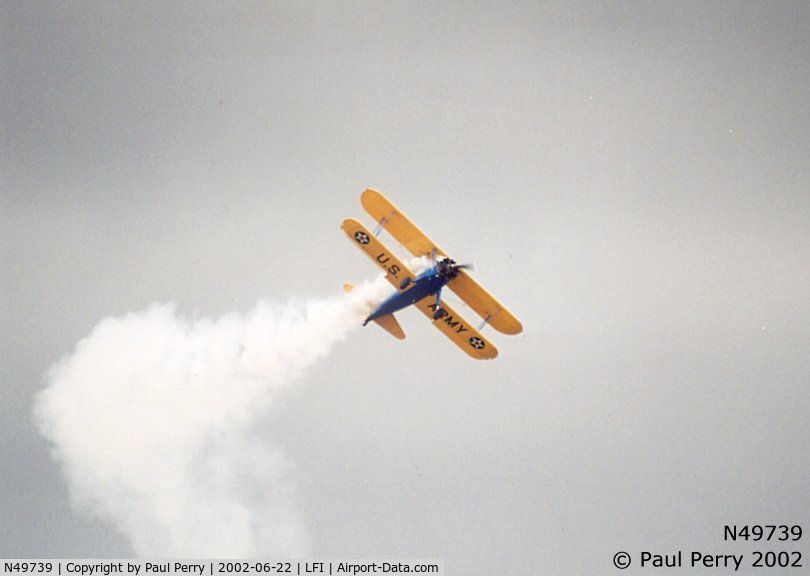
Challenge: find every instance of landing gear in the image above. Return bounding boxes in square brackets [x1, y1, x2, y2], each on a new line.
[400, 277, 412, 290]
[433, 307, 448, 320]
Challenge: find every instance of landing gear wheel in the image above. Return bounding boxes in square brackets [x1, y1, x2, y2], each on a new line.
[400, 277, 412, 290]
[433, 307, 448, 320]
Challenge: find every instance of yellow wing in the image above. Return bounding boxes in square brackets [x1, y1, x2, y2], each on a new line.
[446, 271, 523, 335]
[413, 295, 498, 360]
[361, 188, 445, 258]
[361, 188, 522, 335]
[340, 218, 415, 290]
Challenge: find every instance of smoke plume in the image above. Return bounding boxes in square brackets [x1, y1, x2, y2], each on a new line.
[33, 279, 391, 557]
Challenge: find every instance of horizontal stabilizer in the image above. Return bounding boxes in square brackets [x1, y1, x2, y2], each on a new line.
[344, 283, 405, 340]
[373, 313, 406, 340]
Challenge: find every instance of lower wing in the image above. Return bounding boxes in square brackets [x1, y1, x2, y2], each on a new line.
[413, 295, 498, 360]
[341, 218, 415, 289]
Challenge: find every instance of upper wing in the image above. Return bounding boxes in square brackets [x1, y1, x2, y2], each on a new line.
[361, 188, 522, 335]
[413, 295, 498, 360]
[446, 271, 523, 335]
[340, 218, 415, 290]
[361, 188, 445, 258]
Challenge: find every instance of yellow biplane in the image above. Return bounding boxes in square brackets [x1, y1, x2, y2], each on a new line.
[341, 189, 522, 359]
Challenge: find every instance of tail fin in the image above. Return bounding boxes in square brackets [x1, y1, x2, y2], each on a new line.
[344, 283, 406, 340]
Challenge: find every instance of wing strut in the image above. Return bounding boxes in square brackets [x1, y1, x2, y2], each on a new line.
[476, 314, 494, 331]
[373, 211, 396, 237]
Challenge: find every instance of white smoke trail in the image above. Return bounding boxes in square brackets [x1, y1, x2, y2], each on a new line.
[33, 278, 392, 558]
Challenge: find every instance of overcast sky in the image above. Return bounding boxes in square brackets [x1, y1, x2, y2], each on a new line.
[3, 1, 809, 573]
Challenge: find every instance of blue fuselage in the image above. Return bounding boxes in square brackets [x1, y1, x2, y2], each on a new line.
[364, 266, 450, 324]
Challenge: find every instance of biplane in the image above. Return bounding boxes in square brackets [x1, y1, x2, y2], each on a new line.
[341, 189, 522, 359]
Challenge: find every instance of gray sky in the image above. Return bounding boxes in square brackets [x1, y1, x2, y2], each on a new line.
[3, 0, 809, 572]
